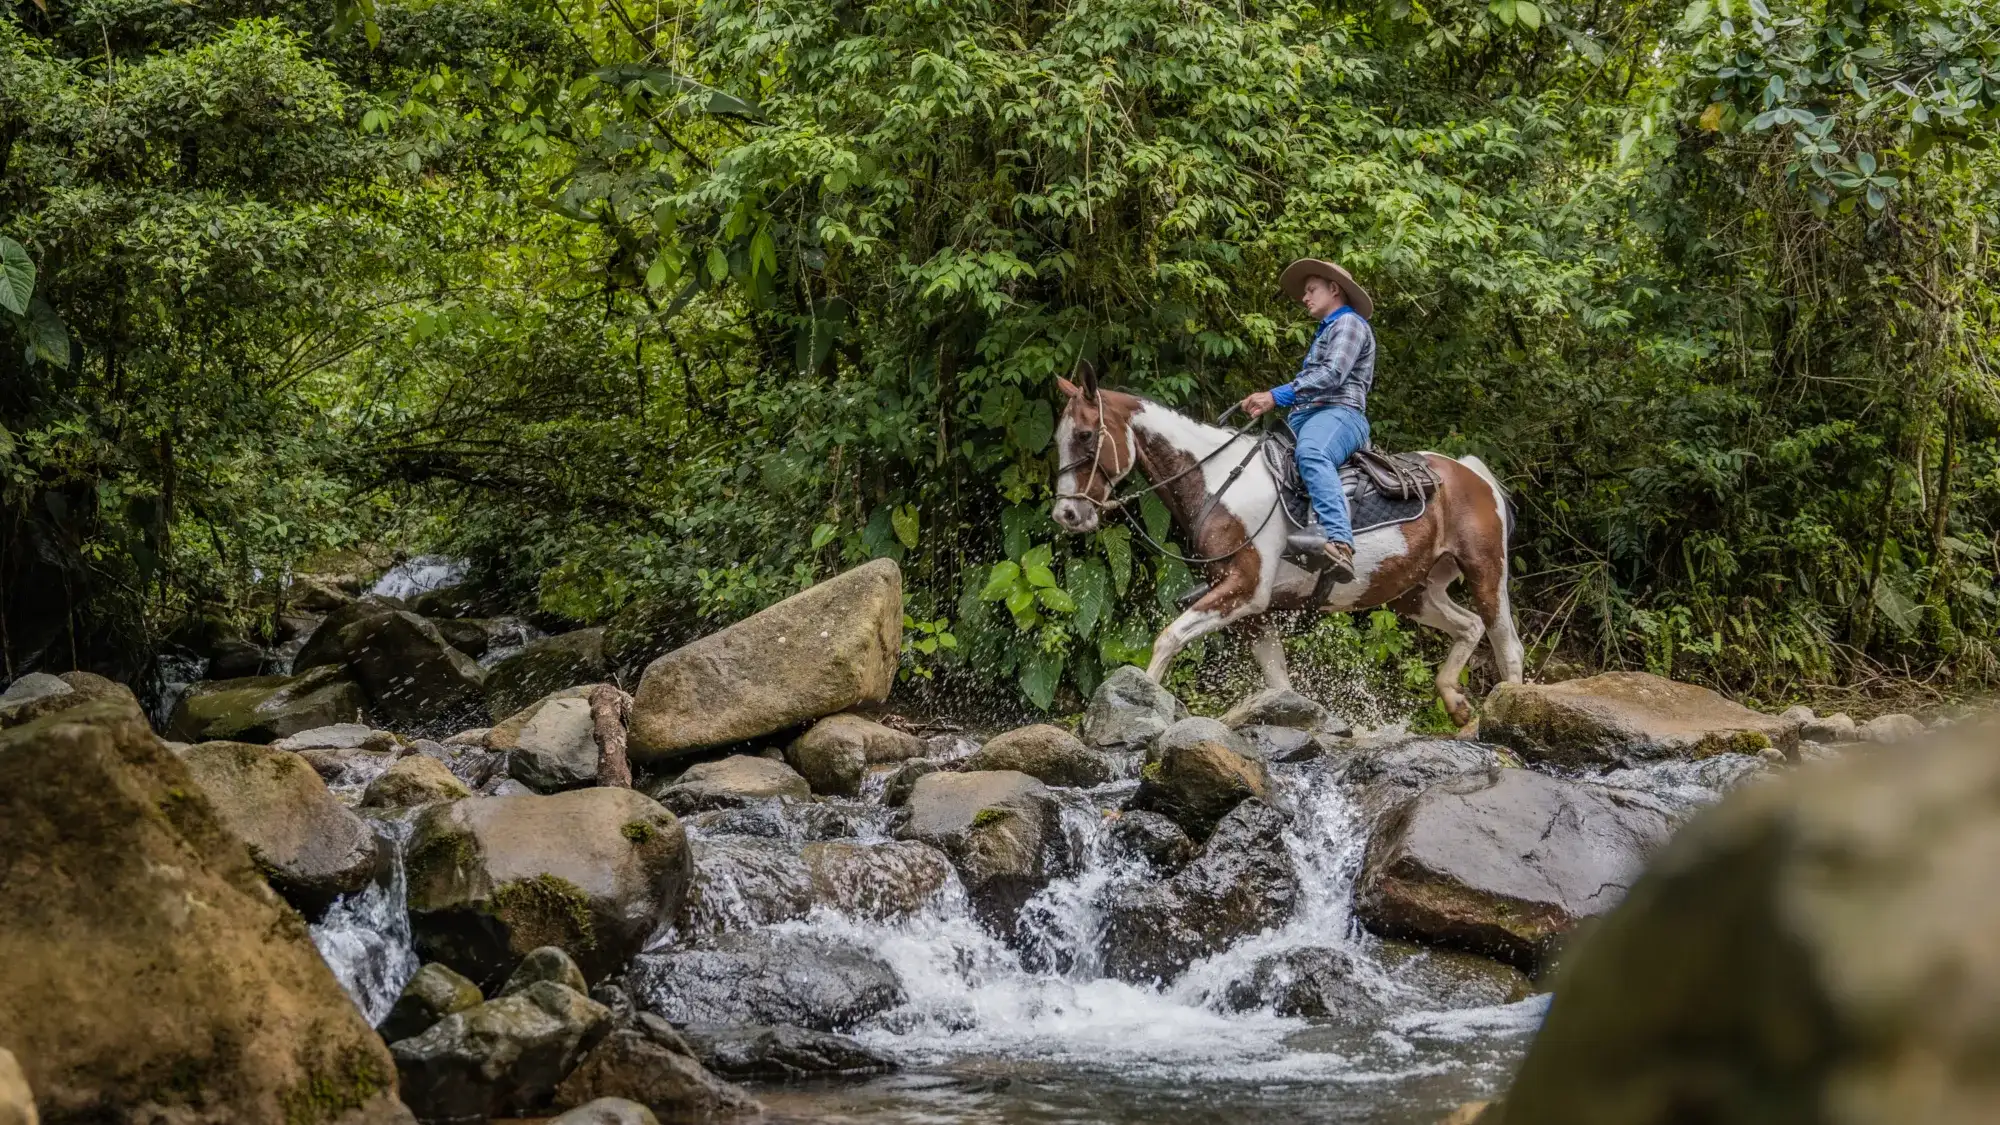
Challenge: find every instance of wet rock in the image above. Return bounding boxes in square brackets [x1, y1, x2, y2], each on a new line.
[405, 788, 692, 986]
[292, 596, 402, 672]
[682, 799, 888, 843]
[801, 839, 954, 919]
[485, 777, 535, 797]
[1498, 719, 2000, 1125]
[1358, 768, 1674, 971]
[167, 664, 366, 743]
[963, 723, 1112, 787]
[433, 618, 493, 659]
[1239, 725, 1320, 762]
[678, 837, 815, 936]
[0, 696, 406, 1124]
[1106, 810, 1197, 871]
[682, 1024, 898, 1080]
[1130, 718, 1270, 840]
[182, 740, 383, 917]
[631, 560, 901, 760]
[1219, 946, 1381, 1019]
[922, 733, 981, 762]
[1375, 940, 1537, 1009]
[486, 628, 609, 721]
[445, 727, 491, 746]
[550, 1097, 662, 1125]
[207, 636, 271, 679]
[1342, 737, 1500, 818]
[363, 754, 473, 809]
[380, 962, 486, 1044]
[292, 575, 354, 613]
[299, 746, 397, 788]
[1479, 671, 1799, 769]
[552, 1029, 753, 1123]
[631, 930, 905, 1032]
[896, 769, 1073, 927]
[1859, 711, 1925, 743]
[787, 712, 921, 796]
[0, 671, 136, 732]
[1802, 711, 1858, 743]
[413, 737, 503, 789]
[490, 689, 600, 793]
[341, 611, 489, 729]
[0, 1047, 34, 1125]
[0, 670, 71, 710]
[274, 722, 384, 752]
[1221, 687, 1330, 732]
[1080, 664, 1180, 751]
[882, 758, 939, 807]
[391, 979, 611, 1123]
[1101, 800, 1299, 983]
[501, 945, 591, 999]
[412, 583, 483, 619]
[654, 755, 811, 814]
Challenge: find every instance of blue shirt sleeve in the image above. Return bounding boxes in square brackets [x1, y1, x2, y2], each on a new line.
[1269, 382, 1298, 407]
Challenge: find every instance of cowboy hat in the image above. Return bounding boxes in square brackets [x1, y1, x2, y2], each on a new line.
[1278, 258, 1373, 319]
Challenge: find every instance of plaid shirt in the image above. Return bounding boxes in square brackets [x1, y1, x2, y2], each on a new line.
[1269, 306, 1375, 415]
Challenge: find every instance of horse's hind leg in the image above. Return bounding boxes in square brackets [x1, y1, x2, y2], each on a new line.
[1457, 540, 1524, 684]
[1245, 618, 1291, 692]
[1398, 559, 1485, 729]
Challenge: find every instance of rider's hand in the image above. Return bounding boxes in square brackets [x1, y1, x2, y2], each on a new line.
[1241, 391, 1277, 418]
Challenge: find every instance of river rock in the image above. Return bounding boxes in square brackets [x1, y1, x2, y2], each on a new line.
[655, 755, 811, 814]
[167, 664, 366, 743]
[1358, 768, 1674, 970]
[406, 788, 693, 986]
[962, 723, 1112, 787]
[1498, 719, 2000, 1125]
[0, 1048, 34, 1125]
[274, 722, 382, 751]
[550, 1097, 661, 1125]
[1221, 687, 1331, 732]
[0, 671, 135, 732]
[500, 945, 591, 999]
[0, 670, 70, 709]
[341, 611, 489, 728]
[380, 962, 484, 1044]
[1130, 718, 1270, 840]
[1343, 737, 1501, 820]
[630, 559, 902, 759]
[550, 1027, 754, 1123]
[678, 837, 815, 936]
[292, 575, 354, 613]
[491, 689, 600, 793]
[207, 636, 270, 679]
[182, 740, 383, 916]
[801, 839, 955, 919]
[1219, 946, 1381, 1019]
[786, 712, 922, 796]
[1859, 711, 1925, 743]
[363, 753, 473, 809]
[391, 979, 611, 1123]
[1375, 940, 1537, 1010]
[414, 737, 503, 789]
[896, 769, 1074, 927]
[0, 696, 409, 1124]
[1100, 800, 1299, 983]
[1478, 671, 1798, 768]
[1106, 809, 1197, 871]
[631, 930, 905, 1032]
[1080, 664, 1180, 751]
[1802, 710, 1858, 743]
[486, 628, 608, 720]
[682, 1024, 896, 1080]
[881, 758, 938, 807]
[292, 596, 401, 672]
[1239, 725, 1321, 763]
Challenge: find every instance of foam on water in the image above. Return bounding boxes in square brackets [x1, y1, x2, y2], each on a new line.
[311, 814, 418, 1026]
[370, 555, 468, 600]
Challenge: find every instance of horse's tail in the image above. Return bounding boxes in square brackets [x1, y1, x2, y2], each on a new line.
[1457, 454, 1511, 547]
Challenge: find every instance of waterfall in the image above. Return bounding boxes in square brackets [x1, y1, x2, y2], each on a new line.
[311, 814, 419, 1027]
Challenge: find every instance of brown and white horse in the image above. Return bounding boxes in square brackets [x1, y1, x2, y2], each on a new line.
[1049, 370, 1523, 726]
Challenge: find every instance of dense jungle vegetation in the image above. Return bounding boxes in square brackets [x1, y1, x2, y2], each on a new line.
[2, 0, 1996, 714]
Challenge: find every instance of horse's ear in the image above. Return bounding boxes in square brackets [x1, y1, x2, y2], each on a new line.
[1056, 376, 1082, 399]
[1078, 361, 1099, 395]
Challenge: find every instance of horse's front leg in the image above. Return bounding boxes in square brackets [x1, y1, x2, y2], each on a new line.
[1144, 558, 1271, 684]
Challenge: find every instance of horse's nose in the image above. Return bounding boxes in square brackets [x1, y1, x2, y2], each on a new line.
[1051, 499, 1096, 533]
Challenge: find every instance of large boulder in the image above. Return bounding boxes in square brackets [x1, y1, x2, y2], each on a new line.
[962, 724, 1113, 788]
[500, 945, 591, 999]
[405, 789, 693, 986]
[800, 839, 955, 920]
[549, 1023, 755, 1123]
[630, 559, 902, 760]
[1218, 945, 1380, 1019]
[167, 665, 366, 744]
[341, 611, 489, 728]
[895, 769, 1074, 927]
[292, 596, 401, 673]
[1357, 768, 1674, 971]
[681, 1024, 897, 1080]
[677, 837, 951, 937]
[655, 755, 811, 815]
[390, 980, 611, 1124]
[1479, 671, 1798, 769]
[630, 930, 905, 1032]
[784, 712, 921, 797]
[1079, 664, 1180, 751]
[363, 754, 474, 809]
[1129, 718, 1271, 840]
[1498, 719, 2000, 1125]
[485, 628, 608, 721]
[181, 740, 383, 917]
[0, 696, 410, 1124]
[489, 686, 601, 792]
[1342, 737, 1501, 820]
[0, 670, 133, 731]
[1100, 800, 1299, 983]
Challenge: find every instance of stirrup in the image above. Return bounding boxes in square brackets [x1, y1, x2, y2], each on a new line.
[1286, 529, 1333, 570]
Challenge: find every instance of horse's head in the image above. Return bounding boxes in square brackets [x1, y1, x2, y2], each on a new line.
[1050, 363, 1138, 534]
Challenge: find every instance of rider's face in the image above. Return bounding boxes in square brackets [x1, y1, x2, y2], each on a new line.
[1301, 276, 1344, 319]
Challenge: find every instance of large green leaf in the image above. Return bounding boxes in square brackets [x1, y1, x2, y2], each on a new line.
[0, 238, 33, 316]
[1020, 650, 1064, 711]
[24, 300, 68, 368]
[1098, 526, 1133, 595]
[1069, 557, 1110, 637]
[980, 560, 1021, 600]
[1141, 494, 1172, 543]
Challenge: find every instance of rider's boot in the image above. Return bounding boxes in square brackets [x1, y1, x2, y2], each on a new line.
[1323, 541, 1356, 584]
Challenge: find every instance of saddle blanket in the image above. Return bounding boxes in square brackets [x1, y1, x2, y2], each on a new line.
[1262, 436, 1436, 537]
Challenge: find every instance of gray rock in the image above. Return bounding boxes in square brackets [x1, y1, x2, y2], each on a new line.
[1220, 687, 1329, 731]
[207, 637, 270, 679]
[362, 753, 473, 809]
[415, 737, 504, 789]
[1342, 737, 1500, 818]
[1152, 716, 1253, 759]
[291, 596, 401, 673]
[1130, 718, 1271, 840]
[654, 755, 811, 815]
[549, 1097, 662, 1125]
[496, 693, 600, 793]
[380, 961, 485, 1044]
[1239, 725, 1320, 762]
[273, 722, 378, 751]
[501, 945, 590, 999]
[1498, 718, 2000, 1125]
[167, 665, 366, 744]
[1802, 711, 1858, 743]
[631, 560, 902, 760]
[405, 788, 693, 986]
[786, 713, 921, 796]
[341, 610, 489, 728]
[1106, 809, 1197, 871]
[486, 628, 608, 721]
[484, 777, 535, 798]
[1357, 768, 1674, 971]
[963, 723, 1113, 787]
[682, 799, 888, 843]
[552, 1029, 753, 1122]
[682, 1023, 898, 1079]
[1859, 712, 1925, 743]
[1219, 946, 1381, 1019]
[922, 733, 981, 762]
[1777, 704, 1815, 725]
[391, 980, 612, 1123]
[181, 740, 383, 917]
[801, 839, 955, 920]
[1101, 800, 1298, 983]
[0, 671, 72, 709]
[1479, 671, 1799, 768]
[677, 837, 816, 937]
[896, 769, 1075, 928]
[1080, 665, 1180, 751]
[882, 758, 939, 807]
[1375, 940, 1537, 1010]
[631, 930, 906, 1032]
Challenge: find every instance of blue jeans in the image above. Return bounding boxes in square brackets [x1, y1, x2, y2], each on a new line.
[1288, 405, 1369, 546]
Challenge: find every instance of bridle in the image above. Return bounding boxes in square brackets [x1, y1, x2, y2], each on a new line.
[1054, 389, 1280, 565]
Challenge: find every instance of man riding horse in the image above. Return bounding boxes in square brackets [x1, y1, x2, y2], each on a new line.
[1239, 258, 1375, 586]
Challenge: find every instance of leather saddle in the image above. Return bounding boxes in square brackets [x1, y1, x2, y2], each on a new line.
[1261, 430, 1440, 568]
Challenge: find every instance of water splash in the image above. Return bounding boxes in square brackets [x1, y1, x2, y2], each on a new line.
[371, 556, 468, 600]
[311, 814, 419, 1026]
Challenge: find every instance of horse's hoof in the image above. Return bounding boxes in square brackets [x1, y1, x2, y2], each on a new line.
[1454, 720, 1479, 739]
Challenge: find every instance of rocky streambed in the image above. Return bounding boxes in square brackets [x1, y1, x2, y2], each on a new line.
[0, 558, 1950, 1125]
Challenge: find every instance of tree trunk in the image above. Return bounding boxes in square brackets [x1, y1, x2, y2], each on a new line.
[590, 683, 634, 789]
